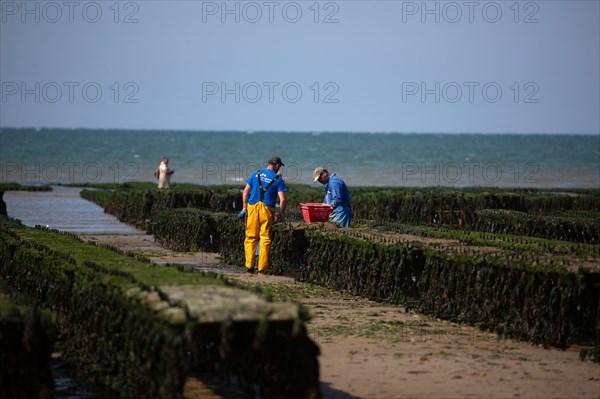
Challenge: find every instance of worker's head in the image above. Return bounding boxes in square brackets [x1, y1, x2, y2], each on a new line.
[162, 157, 169, 164]
[313, 167, 330, 185]
[267, 156, 284, 172]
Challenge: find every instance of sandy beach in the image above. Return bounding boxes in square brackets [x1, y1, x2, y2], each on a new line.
[4, 188, 600, 399]
[80, 232, 600, 399]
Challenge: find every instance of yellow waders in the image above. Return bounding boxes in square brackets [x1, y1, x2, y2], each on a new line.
[244, 201, 275, 272]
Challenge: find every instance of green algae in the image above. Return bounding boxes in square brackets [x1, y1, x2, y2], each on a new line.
[0, 218, 321, 398]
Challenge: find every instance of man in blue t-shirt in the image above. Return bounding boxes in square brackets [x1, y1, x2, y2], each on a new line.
[240, 156, 287, 275]
[313, 167, 352, 227]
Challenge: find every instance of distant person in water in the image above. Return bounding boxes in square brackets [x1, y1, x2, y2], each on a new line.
[155, 157, 174, 189]
[313, 167, 352, 227]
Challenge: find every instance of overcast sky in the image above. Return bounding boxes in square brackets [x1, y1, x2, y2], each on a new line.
[1, 0, 598, 134]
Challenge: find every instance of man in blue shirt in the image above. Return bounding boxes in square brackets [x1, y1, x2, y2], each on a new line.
[313, 167, 352, 227]
[240, 156, 287, 275]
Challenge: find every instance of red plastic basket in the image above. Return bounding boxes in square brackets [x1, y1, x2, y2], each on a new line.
[300, 203, 332, 223]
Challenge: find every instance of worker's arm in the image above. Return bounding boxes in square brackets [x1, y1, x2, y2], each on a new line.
[242, 184, 251, 210]
[277, 191, 287, 221]
[327, 179, 343, 208]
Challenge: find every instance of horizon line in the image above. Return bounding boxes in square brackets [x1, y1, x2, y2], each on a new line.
[1, 126, 599, 136]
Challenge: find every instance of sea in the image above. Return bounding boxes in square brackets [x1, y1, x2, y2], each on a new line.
[1, 128, 599, 189]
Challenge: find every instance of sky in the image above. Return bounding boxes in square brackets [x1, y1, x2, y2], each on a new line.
[1, 0, 599, 134]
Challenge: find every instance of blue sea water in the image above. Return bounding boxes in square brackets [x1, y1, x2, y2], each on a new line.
[1, 128, 599, 188]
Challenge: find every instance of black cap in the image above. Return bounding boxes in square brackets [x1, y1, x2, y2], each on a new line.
[268, 156, 284, 166]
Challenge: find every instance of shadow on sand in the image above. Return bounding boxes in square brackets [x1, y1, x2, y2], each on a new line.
[320, 381, 364, 399]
